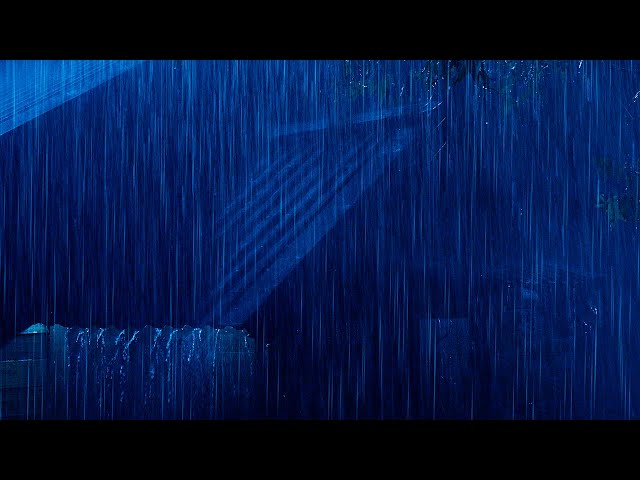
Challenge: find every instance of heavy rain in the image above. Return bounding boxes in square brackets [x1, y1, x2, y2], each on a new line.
[0, 60, 638, 419]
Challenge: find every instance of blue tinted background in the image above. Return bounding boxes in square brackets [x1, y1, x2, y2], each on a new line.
[1, 60, 639, 418]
